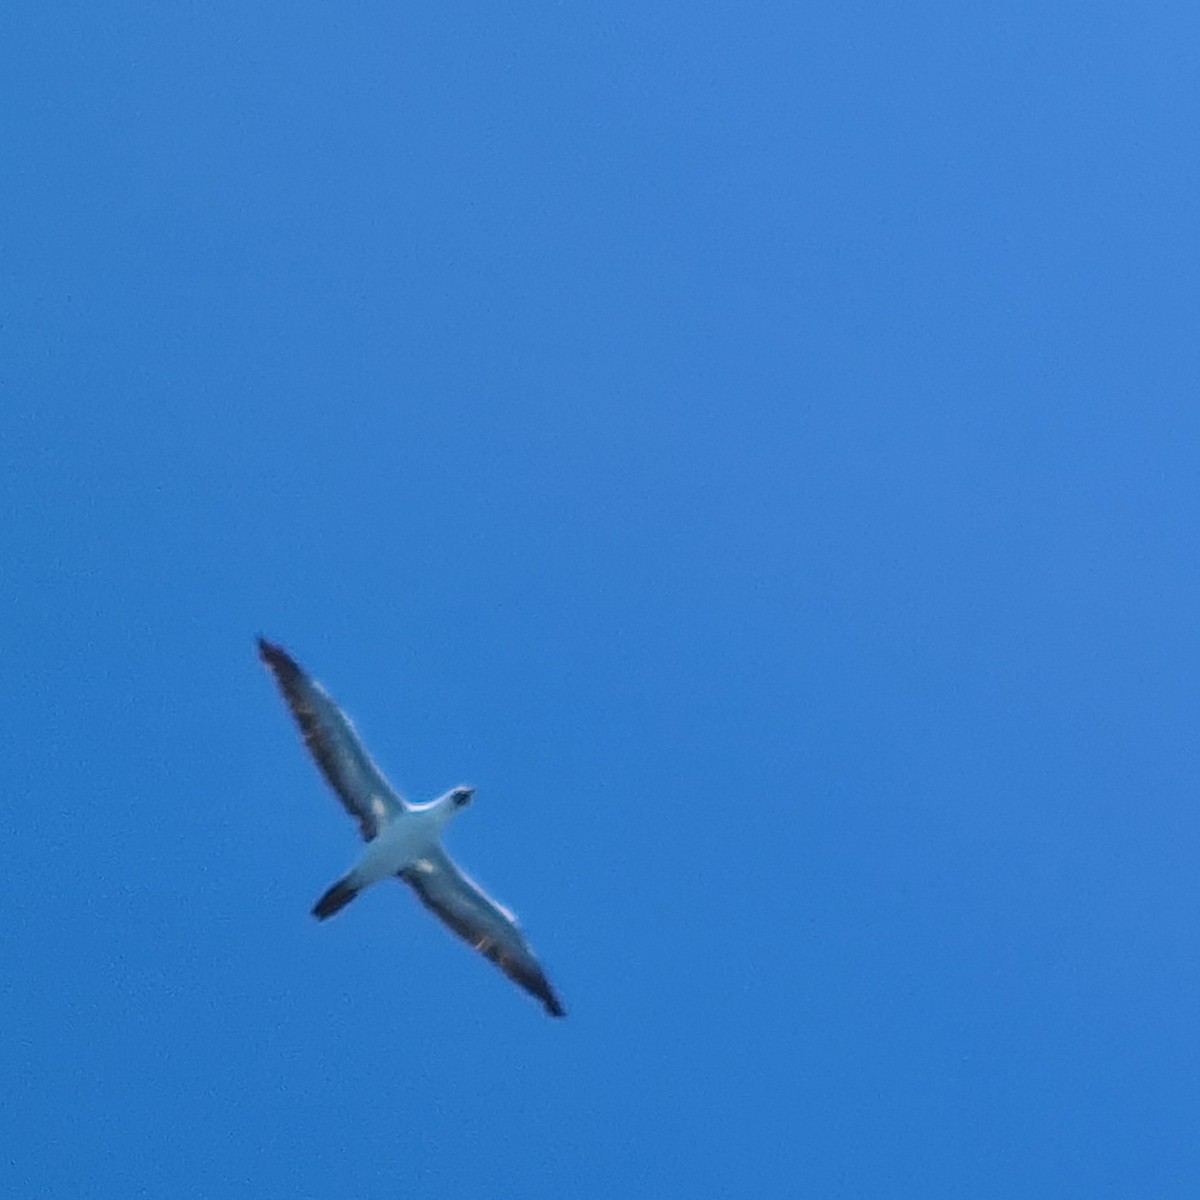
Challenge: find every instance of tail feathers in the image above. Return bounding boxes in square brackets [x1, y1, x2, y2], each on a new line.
[312, 877, 360, 921]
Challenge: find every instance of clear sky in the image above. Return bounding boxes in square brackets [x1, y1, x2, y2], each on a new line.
[3, 2, 1198, 1197]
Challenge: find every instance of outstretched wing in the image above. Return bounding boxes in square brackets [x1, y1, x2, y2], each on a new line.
[400, 847, 565, 1017]
[257, 638, 405, 840]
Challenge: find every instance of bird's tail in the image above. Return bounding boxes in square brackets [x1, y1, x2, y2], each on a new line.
[312, 876, 360, 921]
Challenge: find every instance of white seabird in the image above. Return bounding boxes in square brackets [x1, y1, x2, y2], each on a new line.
[257, 638, 565, 1018]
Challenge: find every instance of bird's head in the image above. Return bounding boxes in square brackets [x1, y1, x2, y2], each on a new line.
[450, 785, 476, 809]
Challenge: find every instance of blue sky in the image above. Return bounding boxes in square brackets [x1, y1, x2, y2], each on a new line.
[3, 2, 1198, 1196]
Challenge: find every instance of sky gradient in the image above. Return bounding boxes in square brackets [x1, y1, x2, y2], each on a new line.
[3, 2, 1199, 1196]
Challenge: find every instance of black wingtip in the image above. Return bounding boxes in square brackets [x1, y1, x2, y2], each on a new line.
[257, 636, 300, 678]
[544, 991, 567, 1018]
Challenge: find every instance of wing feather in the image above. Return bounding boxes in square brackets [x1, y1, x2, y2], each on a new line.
[400, 847, 565, 1017]
[257, 638, 404, 840]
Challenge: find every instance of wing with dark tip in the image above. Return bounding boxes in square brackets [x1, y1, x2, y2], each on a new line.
[257, 638, 405, 840]
[400, 847, 565, 1017]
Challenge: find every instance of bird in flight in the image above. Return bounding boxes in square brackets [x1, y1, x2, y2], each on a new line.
[257, 638, 565, 1017]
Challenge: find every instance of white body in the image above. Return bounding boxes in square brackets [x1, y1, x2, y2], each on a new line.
[350, 791, 461, 888]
